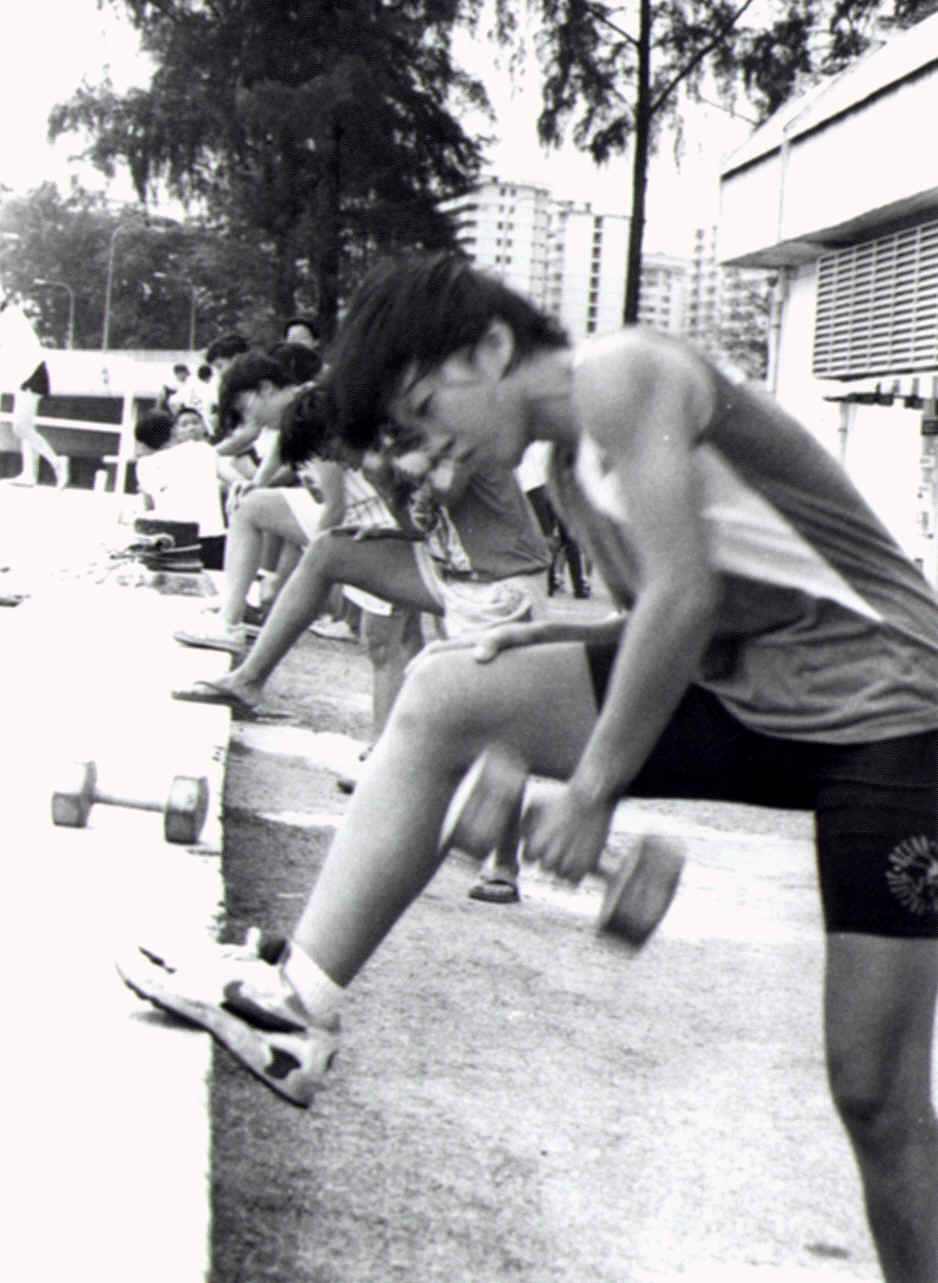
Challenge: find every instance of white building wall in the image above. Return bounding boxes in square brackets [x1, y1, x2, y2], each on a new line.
[780, 77, 938, 243]
[773, 263, 843, 453]
[720, 47, 938, 263]
[771, 261, 936, 580]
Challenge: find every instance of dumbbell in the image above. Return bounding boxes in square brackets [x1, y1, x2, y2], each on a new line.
[51, 759, 210, 845]
[440, 744, 685, 946]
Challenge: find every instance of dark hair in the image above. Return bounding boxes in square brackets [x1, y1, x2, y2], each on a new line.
[282, 314, 319, 342]
[197, 363, 213, 381]
[326, 250, 569, 449]
[268, 340, 322, 383]
[216, 350, 296, 436]
[173, 363, 190, 379]
[205, 332, 249, 364]
[278, 382, 340, 468]
[135, 407, 174, 451]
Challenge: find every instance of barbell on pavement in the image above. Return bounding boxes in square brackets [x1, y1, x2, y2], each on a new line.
[440, 744, 685, 946]
[51, 759, 210, 845]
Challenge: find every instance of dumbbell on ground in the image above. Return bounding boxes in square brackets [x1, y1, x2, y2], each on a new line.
[440, 744, 685, 946]
[51, 759, 210, 845]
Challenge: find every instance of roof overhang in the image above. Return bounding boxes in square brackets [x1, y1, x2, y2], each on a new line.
[721, 188, 938, 269]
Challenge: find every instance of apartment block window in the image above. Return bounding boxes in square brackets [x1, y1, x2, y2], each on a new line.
[813, 218, 938, 378]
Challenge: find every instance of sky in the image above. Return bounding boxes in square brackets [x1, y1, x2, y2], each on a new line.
[0, 1, 755, 257]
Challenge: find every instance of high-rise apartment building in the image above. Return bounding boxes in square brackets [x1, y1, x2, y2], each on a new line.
[637, 253, 689, 334]
[440, 177, 629, 341]
[439, 180, 769, 366]
[439, 178, 552, 306]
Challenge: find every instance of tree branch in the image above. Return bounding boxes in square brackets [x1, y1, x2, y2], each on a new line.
[584, 0, 639, 50]
[649, 0, 759, 116]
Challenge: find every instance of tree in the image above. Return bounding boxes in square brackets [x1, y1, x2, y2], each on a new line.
[717, 267, 773, 380]
[736, 0, 938, 118]
[496, 0, 938, 322]
[0, 184, 276, 350]
[49, 1, 491, 338]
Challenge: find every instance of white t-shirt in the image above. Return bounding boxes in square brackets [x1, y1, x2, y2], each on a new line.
[135, 441, 225, 536]
[515, 440, 552, 493]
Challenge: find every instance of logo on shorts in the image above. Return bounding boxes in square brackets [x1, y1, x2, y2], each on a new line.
[885, 835, 938, 918]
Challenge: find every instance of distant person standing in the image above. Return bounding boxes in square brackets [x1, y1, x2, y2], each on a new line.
[0, 297, 68, 487]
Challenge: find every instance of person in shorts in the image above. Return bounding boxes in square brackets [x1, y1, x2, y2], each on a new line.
[0, 298, 68, 487]
[120, 253, 937, 1283]
[174, 378, 552, 848]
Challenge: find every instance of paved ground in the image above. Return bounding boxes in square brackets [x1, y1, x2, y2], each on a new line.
[210, 611, 937, 1283]
[4, 485, 934, 1282]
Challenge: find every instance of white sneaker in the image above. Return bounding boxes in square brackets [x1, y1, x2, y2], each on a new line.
[116, 930, 340, 1107]
[309, 617, 357, 641]
[173, 621, 250, 654]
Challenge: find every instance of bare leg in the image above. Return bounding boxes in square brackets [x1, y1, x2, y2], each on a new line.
[218, 491, 307, 627]
[825, 934, 938, 1283]
[361, 606, 424, 737]
[216, 535, 440, 706]
[10, 391, 67, 486]
[291, 642, 598, 983]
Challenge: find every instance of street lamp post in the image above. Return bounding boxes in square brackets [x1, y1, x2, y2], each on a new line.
[33, 278, 75, 349]
[153, 271, 198, 350]
[102, 222, 138, 351]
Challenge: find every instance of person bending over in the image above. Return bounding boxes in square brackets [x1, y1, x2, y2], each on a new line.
[121, 252, 937, 1283]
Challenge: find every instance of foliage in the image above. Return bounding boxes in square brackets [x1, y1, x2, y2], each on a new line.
[496, 0, 938, 322]
[736, 0, 938, 119]
[716, 268, 773, 380]
[0, 183, 277, 350]
[49, 0, 491, 336]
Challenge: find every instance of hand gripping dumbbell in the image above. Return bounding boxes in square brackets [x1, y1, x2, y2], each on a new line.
[440, 744, 685, 946]
[51, 760, 210, 845]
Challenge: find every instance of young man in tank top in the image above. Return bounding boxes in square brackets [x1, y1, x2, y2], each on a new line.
[120, 253, 937, 1283]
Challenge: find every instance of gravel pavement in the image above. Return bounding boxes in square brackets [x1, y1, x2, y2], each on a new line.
[211, 618, 932, 1283]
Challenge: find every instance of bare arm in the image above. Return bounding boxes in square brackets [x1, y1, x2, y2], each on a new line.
[309, 460, 346, 532]
[528, 336, 720, 878]
[570, 337, 718, 804]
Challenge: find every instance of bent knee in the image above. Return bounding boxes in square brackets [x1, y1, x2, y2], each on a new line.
[391, 649, 477, 740]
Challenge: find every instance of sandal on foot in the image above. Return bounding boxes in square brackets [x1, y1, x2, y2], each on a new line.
[171, 680, 287, 720]
[468, 877, 520, 904]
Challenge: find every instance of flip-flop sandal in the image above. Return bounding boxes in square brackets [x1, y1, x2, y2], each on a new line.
[467, 877, 520, 904]
[171, 680, 289, 721]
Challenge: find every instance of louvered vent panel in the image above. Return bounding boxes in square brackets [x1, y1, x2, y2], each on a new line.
[813, 219, 938, 378]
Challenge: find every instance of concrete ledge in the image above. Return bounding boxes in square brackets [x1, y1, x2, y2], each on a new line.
[2, 487, 232, 1283]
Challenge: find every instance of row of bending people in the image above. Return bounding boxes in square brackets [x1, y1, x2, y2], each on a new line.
[171, 364, 553, 902]
[122, 250, 938, 1283]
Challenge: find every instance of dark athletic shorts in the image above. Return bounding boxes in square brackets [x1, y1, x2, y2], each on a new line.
[19, 361, 50, 396]
[586, 642, 938, 939]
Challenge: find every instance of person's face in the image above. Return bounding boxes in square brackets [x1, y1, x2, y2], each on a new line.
[232, 380, 284, 434]
[285, 324, 317, 350]
[387, 322, 524, 470]
[172, 411, 206, 443]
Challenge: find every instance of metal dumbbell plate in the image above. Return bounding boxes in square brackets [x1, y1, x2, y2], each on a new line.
[164, 775, 210, 845]
[598, 834, 685, 946]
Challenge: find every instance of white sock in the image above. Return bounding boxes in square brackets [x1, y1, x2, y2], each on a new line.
[283, 941, 345, 1022]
